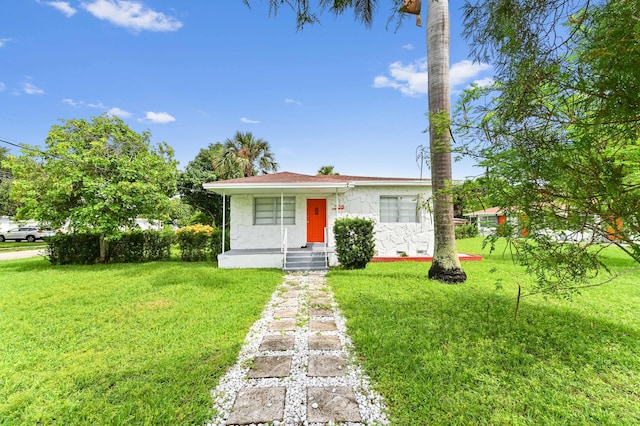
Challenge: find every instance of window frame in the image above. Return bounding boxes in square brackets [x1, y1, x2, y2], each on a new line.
[253, 196, 296, 225]
[380, 195, 419, 223]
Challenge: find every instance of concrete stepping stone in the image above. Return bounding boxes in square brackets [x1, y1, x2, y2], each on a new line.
[310, 319, 337, 331]
[259, 335, 295, 351]
[308, 335, 341, 350]
[310, 290, 328, 298]
[226, 387, 286, 425]
[277, 299, 298, 308]
[307, 386, 362, 423]
[308, 355, 346, 377]
[273, 308, 297, 319]
[310, 298, 331, 306]
[281, 290, 301, 298]
[309, 307, 333, 317]
[247, 356, 292, 378]
[268, 319, 296, 331]
[309, 283, 324, 291]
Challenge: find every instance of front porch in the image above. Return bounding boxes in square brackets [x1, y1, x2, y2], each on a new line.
[217, 244, 335, 270]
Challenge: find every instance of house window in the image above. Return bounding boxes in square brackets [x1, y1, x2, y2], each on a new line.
[380, 196, 418, 223]
[254, 197, 296, 225]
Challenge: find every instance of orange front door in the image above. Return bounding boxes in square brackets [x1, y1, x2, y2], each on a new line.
[306, 199, 326, 243]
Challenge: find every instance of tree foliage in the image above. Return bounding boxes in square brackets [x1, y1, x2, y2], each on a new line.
[178, 143, 225, 226]
[215, 131, 278, 178]
[317, 165, 339, 175]
[457, 0, 640, 294]
[8, 115, 178, 261]
[0, 147, 19, 216]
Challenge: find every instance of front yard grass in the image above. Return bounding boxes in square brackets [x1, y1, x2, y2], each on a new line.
[0, 242, 47, 253]
[329, 237, 640, 425]
[0, 258, 282, 425]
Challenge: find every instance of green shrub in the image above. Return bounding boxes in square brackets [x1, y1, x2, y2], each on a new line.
[143, 229, 175, 261]
[210, 228, 230, 261]
[46, 230, 175, 265]
[176, 224, 213, 261]
[46, 234, 101, 265]
[455, 223, 479, 239]
[333, 217, 375, 269]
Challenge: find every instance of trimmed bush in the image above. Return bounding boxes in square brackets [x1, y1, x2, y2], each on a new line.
[176, 224, 213, 262]
[333, 217, 375, 269]
[46, 234, 101, 265]
[46, 230, 175, 265]
[455, 223, 479, 239]
[210, 228, 230, 261]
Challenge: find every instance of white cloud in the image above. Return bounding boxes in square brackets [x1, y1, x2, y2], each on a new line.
[81, 0, 183, 33]
[450, 60, 492, 87]
[473, 77, 495, 88]
[0, 38, 12, 48]
[285, 98, 302, 106]
[145, 111, 175, 123]
[402, 43, 414, 50]
[87, 101, 107, 109]
[373, 59, 428, 97]
[0, 82, 5, 92]
[107, 107, 132, 118]
[240, 117, 260, 124]
[373, 58, 492, 97]
[63, 98, 81, 106]
[23, 81, 45, 95]
[46, 1, 77, 17]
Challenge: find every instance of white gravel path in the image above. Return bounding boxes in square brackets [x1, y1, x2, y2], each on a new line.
[206, 271, 389, 426]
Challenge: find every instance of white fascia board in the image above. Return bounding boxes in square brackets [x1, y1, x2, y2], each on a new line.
[349, 180, 432, 187]
[203, 182, 351, 195]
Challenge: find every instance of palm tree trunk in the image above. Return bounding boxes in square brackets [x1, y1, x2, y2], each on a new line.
[426, 0, 466, 283]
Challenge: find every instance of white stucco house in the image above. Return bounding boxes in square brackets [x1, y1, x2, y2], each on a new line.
[203, 172, 435, 270]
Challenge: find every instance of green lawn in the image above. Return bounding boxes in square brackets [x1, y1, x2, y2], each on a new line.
[329, 237, 640, 425]
[0, 242, 47, 253]
[0, 258, 283, 425]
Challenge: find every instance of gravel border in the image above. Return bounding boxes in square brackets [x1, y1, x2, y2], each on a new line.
[206, 271, 389, 426]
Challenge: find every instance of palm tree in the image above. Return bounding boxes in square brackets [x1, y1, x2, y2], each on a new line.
[265, 0, 466, 283]
[317, 165, 339, 175]
[425, 0, 466, 282]
[215, 131, 278, 178]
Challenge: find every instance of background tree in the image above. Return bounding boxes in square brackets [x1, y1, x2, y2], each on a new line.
[178, 143, 226, 227]
[0, 147, 19, 216]
[215, 131, 278, 178]
[457, 0, 640, 294]
[8, 115, 178, 262]
[317, 165, 339, 175]
[256, 0, 467, 283]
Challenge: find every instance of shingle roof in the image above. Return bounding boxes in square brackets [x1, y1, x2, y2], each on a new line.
[207, 171, 430, 185]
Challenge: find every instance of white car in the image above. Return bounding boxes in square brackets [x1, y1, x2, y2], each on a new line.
[0, 227, 55, 243]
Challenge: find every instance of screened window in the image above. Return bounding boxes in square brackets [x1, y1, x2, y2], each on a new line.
[380, 196, 418, 223]
[254, 197, 296, 225]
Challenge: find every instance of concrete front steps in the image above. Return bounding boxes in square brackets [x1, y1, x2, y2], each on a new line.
[283, 243, 329, 271]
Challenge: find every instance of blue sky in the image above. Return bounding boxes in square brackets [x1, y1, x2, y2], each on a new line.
[1, 0, 493, 179]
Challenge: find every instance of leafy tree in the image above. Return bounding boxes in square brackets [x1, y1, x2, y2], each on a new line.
[457, 0, 640, 295]
[317, 165, 339, 175]
[8, 115, 178, 262]
[215, 131, 278, 178]
[178, 143, 225, 226]
[252, 0, 467, 283]
[0, 147, 19, 216]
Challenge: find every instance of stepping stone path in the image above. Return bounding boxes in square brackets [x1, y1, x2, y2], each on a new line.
[207, 271, 389, 426]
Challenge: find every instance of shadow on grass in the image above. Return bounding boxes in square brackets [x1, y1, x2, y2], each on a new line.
[330, 269, 640, 424]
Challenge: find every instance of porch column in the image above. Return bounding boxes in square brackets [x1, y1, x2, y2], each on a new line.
[280, 191, 284, 252]
[222, 192, 226, 253]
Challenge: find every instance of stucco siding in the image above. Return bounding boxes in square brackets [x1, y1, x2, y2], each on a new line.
[341, 186, 434, 257]
[229, 186, 434, 257]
